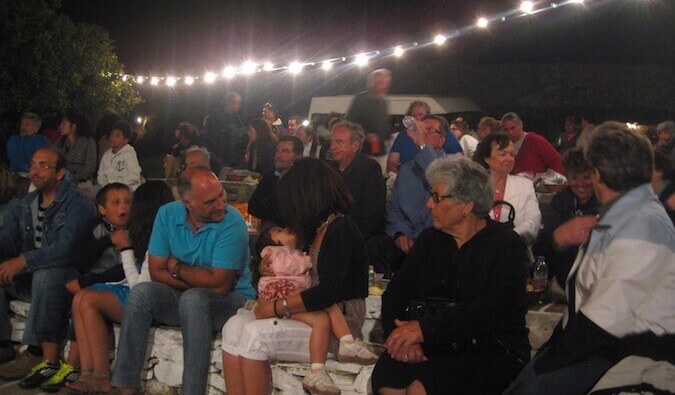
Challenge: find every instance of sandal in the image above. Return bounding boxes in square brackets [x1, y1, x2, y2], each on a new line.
[66, 371, 112, 394]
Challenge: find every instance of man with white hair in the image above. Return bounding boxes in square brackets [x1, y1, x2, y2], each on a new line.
[347, 68, 392, 155]
[7, 112, 51, 173]
[183, 146, 212, 170]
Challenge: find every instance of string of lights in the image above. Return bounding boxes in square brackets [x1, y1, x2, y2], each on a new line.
[118, 0, 591, 87]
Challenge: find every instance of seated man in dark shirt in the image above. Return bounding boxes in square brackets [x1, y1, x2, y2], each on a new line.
[535, 148, 599, 286]
[328, 121, 388, 273]
[248, 136, 303, 226]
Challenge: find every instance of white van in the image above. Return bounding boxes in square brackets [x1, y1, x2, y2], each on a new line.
[308, 94, 482, 126]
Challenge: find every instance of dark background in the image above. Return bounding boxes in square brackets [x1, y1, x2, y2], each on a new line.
[61, 0, 674, 136]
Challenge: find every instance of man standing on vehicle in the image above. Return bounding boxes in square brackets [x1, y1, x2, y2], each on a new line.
[347, 69, 392, 156]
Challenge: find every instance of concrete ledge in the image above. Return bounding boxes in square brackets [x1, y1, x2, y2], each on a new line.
[8, 297, 562, 394]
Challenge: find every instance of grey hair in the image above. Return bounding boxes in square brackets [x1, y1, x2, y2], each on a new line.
[501, 112, 522, 124]
[21, 112, 42, 128]
[185, 145, 211, 162]
[366, 68, 392, 89]
[331, 120, 365, 145]
[586, 121, 653, 192]
[425, 156, 494, 218]
[656, 120, 674, 134]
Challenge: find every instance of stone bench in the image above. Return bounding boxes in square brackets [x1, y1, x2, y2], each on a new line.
[8, 297, 562, 394]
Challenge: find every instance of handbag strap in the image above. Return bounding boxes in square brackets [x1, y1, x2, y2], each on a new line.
[411, 161, 432, 193]
[492, 200, 516, 227]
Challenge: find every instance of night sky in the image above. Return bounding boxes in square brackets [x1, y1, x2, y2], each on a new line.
[60, 0, 673, 124]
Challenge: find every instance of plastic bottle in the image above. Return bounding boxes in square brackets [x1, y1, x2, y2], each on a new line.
[402, 115, 418, 135]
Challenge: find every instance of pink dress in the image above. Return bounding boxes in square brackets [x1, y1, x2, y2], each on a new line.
[257, 246, 313, 301]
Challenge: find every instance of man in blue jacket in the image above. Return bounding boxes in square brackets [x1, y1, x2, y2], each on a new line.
[385, 115, 453, 275]
[0, 147, 96, 388]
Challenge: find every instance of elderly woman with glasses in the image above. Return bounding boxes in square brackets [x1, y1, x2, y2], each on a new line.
[372, 156, 531, 395]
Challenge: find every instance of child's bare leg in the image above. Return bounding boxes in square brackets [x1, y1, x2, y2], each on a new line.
[291, 311, 331, 365]
[324, 304, 352, 339]
[326, 305, 379, 365]
[72, 290, 93, 372]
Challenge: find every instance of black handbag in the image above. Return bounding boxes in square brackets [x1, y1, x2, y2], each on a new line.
[404, 297, 463, 321]
[492, 200, 516, 227]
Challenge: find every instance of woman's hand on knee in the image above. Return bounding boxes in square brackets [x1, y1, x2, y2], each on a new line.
[253, 299, 273, 319]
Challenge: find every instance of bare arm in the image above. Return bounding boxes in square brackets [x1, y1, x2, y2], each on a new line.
[150, 255, 237, 295]
[148, 255, 190, 290]
[171, 259, 237, 295]
[386, 152, 400, 173]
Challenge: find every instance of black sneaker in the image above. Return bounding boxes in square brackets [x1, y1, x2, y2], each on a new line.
[39, 362, 80, 393]
[18, 360, 60, 389]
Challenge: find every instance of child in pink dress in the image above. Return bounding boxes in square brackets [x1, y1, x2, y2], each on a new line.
[255, 226, 378, 394]
[257, 243, 312, 302]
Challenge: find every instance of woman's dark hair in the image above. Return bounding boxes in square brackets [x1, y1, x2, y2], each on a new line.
[248, 118, 274, 146]
[128, 180, 174, 262]
[473, 133, 511, 168]
[562, 147, 592, 175]
[62, 112, 93, 138]
[177, 122, 201, 146]
[277, 158, 352, 248]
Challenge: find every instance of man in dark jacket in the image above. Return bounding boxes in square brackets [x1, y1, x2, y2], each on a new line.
[248, 136, 303, 226]
[202, 92, 246, 171]
[0, 148, 96, 388]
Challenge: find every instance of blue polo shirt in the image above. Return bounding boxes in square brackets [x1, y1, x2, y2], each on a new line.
[148, 201, 255, 299]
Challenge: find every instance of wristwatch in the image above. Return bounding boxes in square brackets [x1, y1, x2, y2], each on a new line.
[170, 262, 182, 281]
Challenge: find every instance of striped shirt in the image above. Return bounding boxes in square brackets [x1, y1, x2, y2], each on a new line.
[34, 204, 46, 248]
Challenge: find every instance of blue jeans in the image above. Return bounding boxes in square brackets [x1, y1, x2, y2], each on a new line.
[111, 282, 246, 395]
[502, 348, 613, 394]
[0, 266, 75, 345]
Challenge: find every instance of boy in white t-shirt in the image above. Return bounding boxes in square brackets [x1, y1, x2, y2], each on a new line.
[97, 122, 142, 190]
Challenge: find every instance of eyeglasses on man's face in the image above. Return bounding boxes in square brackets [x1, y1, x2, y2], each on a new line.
[29, 163, 57, 171]
[429, 191, 452, 204]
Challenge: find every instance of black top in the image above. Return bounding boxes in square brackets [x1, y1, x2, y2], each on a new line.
[330, 153, 386, 240]
[247, 171, 282, 226]
[535, 186, 600, 286]
[203, 109, 246, 169]
[346, 91, 391, 140]
[248, 140, 276, 175]
[382, 220, 530, 358]
[301, 215, 368, 311]
[73, 218, 126, 288]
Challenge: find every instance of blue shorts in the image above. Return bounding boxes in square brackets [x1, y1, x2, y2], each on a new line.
[87, 283, 131, 306]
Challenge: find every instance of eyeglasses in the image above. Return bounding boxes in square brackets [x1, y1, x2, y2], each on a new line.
[429, 191, 452, 203]
[28, 163, 57, 171]
[425, 127, 443, 136]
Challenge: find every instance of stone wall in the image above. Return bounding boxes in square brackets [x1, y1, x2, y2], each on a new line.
[8, 297, 562, 394]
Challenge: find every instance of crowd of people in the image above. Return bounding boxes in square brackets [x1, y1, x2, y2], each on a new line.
[0, 68, 673, 395]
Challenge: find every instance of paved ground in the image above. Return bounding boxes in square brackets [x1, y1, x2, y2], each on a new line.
[0, 380, 47, 395]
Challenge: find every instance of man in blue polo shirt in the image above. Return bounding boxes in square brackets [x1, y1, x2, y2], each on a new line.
[112, 168, 255, 395]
